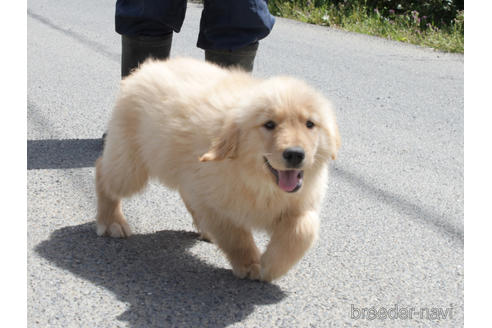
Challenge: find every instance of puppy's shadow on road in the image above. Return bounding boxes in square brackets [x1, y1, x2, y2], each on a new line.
[36, 223, 286, 327]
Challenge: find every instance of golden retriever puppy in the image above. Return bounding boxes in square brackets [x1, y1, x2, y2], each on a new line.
[95, 57, 340, 282]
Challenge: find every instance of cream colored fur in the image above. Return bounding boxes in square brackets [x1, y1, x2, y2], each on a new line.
[95, 57, 340, 282]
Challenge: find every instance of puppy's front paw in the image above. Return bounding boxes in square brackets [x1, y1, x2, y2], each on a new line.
[232, 262, 261, 280]
[259, 265, 274, 283]
[248, 263, 261, 280]
[96, 221, 132, 238]
[258, 260, 283, 282]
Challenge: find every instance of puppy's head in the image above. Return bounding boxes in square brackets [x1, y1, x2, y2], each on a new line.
[200, 76, 340, 193]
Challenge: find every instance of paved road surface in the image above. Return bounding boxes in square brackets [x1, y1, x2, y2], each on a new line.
[28, 1, 463, 327]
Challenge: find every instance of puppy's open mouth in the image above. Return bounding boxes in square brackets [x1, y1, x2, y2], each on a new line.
[264, 157, 304, 193]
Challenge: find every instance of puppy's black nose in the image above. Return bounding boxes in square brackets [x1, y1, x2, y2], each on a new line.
[283, 147, 305, 167]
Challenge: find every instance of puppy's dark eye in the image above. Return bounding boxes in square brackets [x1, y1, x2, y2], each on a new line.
[306, 120, 315, 129]
[263, 120, 276, 130]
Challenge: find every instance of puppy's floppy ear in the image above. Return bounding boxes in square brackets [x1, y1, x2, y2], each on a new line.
[199, 119, 240, 162]
[321, 109, 341, 161]
[329, 122, 341, 160]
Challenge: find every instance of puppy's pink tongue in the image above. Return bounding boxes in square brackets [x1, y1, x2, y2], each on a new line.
[278, 170, 300, 192]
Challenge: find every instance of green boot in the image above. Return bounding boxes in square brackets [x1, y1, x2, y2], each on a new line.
[103, 33, 173, 144]
[205, 42, 258, 73]
[121, 33, 173, 78]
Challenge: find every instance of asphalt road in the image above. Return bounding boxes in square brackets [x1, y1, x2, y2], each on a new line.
[27, 1, 464, 327]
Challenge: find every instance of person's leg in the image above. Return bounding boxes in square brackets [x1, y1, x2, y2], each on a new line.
[198, 0, 275, 72]
[104, 33, 172, 141]
[103, 0, 187, 142]
[116, 0, 187, 77]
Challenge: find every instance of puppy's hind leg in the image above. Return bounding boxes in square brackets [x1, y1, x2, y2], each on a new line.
[95, 154, 148, 238]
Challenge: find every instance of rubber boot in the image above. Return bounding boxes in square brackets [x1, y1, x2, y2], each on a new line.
[205, 42, 258, 73]
[121, 32, 173, 78]
[103, 33, 173, 145]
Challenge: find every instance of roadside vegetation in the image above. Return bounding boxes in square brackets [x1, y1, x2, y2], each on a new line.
[268, 0, 464, 53]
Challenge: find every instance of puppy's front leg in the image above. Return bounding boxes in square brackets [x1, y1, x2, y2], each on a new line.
[201, 214, 261, 280]
[260, 211, 319, 282]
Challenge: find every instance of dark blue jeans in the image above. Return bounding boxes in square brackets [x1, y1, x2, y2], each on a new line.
[115, 0, 275, 51]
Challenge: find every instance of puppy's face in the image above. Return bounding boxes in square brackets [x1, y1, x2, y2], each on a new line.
[200, 77, 340, 193]
[256, 104, 321, 193]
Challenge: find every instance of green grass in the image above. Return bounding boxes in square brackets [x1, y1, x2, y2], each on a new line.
[268, 1, 464, 53]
